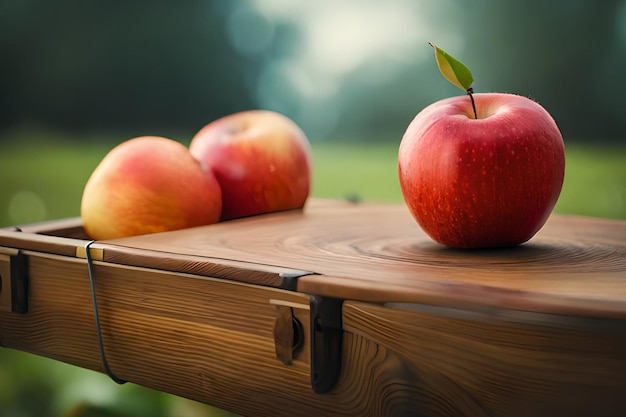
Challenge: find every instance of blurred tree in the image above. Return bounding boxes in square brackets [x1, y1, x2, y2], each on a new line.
[0, 0, 261, 138]
[2, 0, 625, 142]
[455, 0, 626, 141]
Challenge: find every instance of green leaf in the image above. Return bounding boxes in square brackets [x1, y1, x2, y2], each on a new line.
[429, 42, 474, 92]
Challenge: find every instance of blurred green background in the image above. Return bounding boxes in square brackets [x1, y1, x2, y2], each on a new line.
[1, 0, 625, 416]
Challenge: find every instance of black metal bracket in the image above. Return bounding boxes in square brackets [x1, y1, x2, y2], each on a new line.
[10, 251, 29, 314]
[309, 296, 343, 394]
[0, 249, 29, 314]
[278, 270, 319, 291]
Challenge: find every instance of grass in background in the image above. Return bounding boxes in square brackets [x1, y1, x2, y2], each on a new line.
[311, 142, 402, 203]
[312, 141, 626, 220]
[1, 137, 625, 228]
[556, 144, 626, 218]
[1, 138, 111, 226]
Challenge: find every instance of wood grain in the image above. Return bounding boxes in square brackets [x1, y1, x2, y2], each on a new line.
[1, 252, 625, 416]
[341, 301, 626, 417]
[0, 226, 85, 258]
[0, 252, 327, 416]
[87, 199, 626, 318]
[1, 199, 625, 416]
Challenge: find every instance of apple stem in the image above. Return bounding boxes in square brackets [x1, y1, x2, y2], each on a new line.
[466, 87, 477, 119]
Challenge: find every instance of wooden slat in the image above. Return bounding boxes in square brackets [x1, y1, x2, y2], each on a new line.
[1, 248, 625, 416]
[0, 226, 85, 257]
[97, 245, 314, 289]
[340, 301, 626, 417]
[0, 252, 330, 417]
[0, 215, 316, 290]
[92, 199, 626, 318]
[9, 251, 577, 416]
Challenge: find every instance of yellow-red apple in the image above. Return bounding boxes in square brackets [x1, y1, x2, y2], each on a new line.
[189, 110, 312, 220]
[81, 136, 222, 240]
[398, 93, 565, 248]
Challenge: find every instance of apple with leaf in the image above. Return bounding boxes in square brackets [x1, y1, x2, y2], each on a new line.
[398, 43, 565, 248]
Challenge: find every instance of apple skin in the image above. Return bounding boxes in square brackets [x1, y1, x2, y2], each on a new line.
[398, 93, 565, 249]
[189, 110, 312, 220]
[81, 136, 222, 240]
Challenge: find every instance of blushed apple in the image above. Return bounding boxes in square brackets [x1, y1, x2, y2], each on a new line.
[398, 92, 565, 248]
[189, 110, 312, 220]
[81, 136, 222, 240]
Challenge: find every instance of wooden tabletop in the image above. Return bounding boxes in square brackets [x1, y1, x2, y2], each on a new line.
[90, 199, 626, 319]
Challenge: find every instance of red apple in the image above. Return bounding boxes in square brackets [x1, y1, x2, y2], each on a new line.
[81, 136, 222, 240]
[189, 110, 312, 220]
[398, 93, 565, 248]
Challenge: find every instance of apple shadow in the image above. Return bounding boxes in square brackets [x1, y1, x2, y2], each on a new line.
[406, 240, 623, 273]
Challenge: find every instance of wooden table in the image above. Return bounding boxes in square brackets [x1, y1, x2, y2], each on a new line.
[1, 199, 625, 416]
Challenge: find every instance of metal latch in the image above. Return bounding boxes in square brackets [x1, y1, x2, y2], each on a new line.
[271, 295, 344, 394]
[0, 248, 29, 314]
